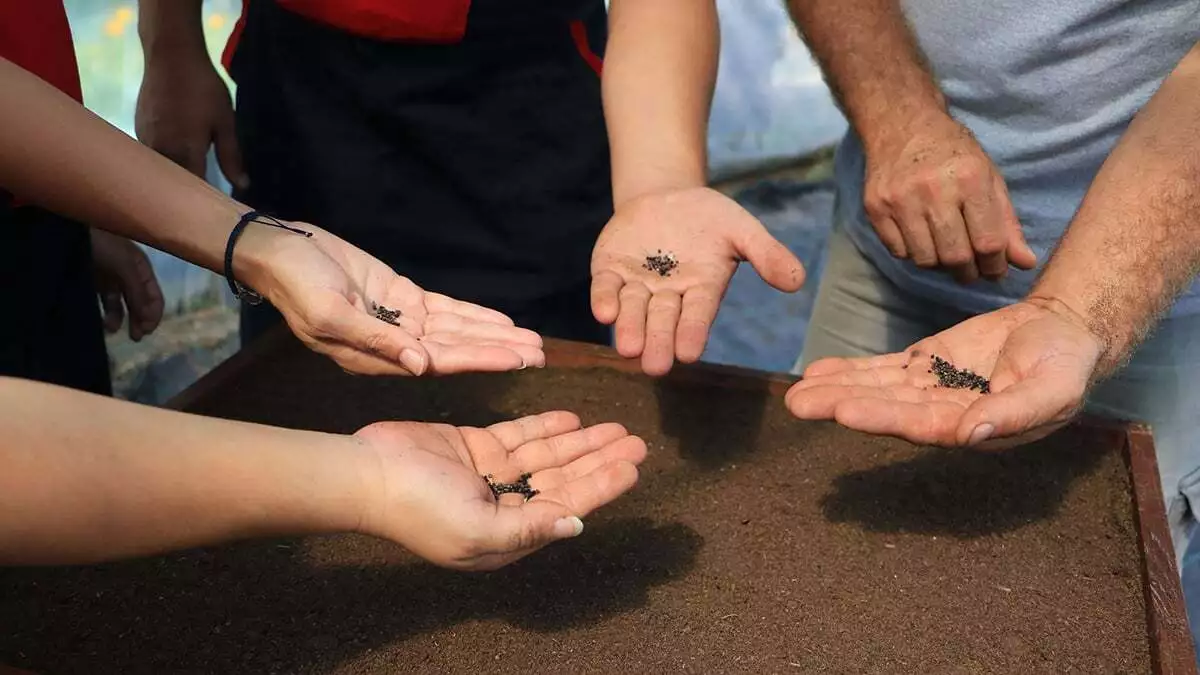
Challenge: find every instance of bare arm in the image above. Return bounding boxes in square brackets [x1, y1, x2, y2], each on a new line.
[602, 0, 719, 206]
[1031, 43, 1200, 377]
[137, 0, 207, 64]
[136, 0, 247, 186]
[787, 0, 1034, 279]
[0, 377, 365, 564]
[787, 0, 944, 154]
[0, 56, 276, 299]
[590, 1, 805, 376]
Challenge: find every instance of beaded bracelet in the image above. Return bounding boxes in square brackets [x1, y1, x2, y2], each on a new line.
[224, 210, 312, 305]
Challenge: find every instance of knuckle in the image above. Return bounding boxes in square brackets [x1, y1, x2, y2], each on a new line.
[940, 248, 973, 267]
[952, 159, 984, 184]
[362, 331, 390, 356]
[972, 235, 1006, 255]
[912, 252, 939, 268]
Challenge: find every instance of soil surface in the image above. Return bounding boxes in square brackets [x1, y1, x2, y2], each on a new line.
[0, 337, 1150, 674]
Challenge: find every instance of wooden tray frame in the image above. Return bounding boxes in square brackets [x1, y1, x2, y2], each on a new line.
[146, 326, 1186, 674]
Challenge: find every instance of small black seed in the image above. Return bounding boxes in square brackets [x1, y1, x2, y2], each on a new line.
[483, 472, 540, 501]
[643, 250, 679, 277]
[930, 354, 991, 394]
[373, 302, 402, 325]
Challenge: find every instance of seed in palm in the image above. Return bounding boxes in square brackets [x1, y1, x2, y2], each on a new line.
[643, 250, 678, 277]
[373, 302, 402, 325]
[929, 354, 991, 394]
[483, 472, 539, 501]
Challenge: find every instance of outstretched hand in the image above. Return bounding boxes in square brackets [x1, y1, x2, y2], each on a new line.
[785, 299, 1104, 449]
[251, 224, 546, 376]
[591, 187, 805, 376]
[354, 411, 647, 570]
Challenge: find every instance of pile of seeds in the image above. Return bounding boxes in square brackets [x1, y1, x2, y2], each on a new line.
[483, 472, 539, 501]
[643, 250, 679, 277]
[929, 354, 991, 394]
[373, 302, 402, 325]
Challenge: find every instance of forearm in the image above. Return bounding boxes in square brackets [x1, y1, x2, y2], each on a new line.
[0, 377, 367, 565]
[787, 0, 946, 151]
[1031, 44, 1200, 376]
[0, 57, 281, 294]
[137, 0, 207, 60]
[603, 0, 718, 206]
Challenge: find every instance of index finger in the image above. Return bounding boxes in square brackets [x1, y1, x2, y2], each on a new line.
[308, 298, 431, 374]
[802, 352, 910, 378]
[590, 270, 625, 324]
[424, 292, 517, 326]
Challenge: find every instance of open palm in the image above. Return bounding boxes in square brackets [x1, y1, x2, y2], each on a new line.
[260, 224, 546, 376]
[785, 301, 1103, 448]
[591, 187, 805, 376]
[353, 411, 647, 570]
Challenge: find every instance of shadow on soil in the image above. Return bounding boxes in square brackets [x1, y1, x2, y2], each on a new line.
[0, 518, 701, 674]
[820, 425, 1117, 537]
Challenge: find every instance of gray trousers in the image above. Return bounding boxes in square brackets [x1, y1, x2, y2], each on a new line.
[794, 224, 1200, 569]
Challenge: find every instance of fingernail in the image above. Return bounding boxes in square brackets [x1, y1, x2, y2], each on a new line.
[400, 349, 426, 374]
[553, 516, 584, 539]
[968, 423, 994, 446]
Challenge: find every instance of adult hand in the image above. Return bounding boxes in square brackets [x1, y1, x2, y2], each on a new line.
[862, 110, 1037, 283]
[591, 187, 805, 376]
[136, 51, 248, 190]
[353, 411, 646, 570]
[246, 223, 547, 376]
[89, 229, 164, 341]
[785, 298, 1103, 449]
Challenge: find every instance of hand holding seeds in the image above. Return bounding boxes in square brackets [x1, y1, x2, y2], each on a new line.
[245, 223, 545, 376]
[784, 299, 1104, 449]
[590, 187, 806, 376]
[353, 411, 647, 571]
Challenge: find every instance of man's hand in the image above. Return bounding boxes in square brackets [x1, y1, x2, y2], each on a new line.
[243, 223, 547, 376]
[590, 187, 805, 376]
[785, 299, 1103, 448]
[353, 411, 646, 571]
[862, 110, 1037, 283]
[89, 229, 164, 341]
[135, 52, 248, 189]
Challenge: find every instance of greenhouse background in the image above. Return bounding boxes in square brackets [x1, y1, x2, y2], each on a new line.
[62, 0, 846, 403]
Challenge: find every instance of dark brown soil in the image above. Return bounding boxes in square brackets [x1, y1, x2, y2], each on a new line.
[0, 337, 1150, 674]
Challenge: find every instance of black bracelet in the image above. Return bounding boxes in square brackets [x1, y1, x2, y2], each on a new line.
[224, 210, 312, 305]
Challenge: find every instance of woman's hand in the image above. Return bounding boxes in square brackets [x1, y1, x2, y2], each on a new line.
[353, 411, 647, 570]
[243, 224, 547, 376]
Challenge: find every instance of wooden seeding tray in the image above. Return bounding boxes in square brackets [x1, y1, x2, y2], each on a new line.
[1, 328, 1194, 673]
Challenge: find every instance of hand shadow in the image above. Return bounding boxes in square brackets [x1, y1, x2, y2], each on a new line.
[653, 375, 771, 470]
[0, 519, 702, 675]
[186, 333, 521, 432]
[819, 425, 1118, 538]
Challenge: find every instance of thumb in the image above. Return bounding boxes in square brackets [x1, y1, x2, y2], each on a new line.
[490, 501, 586, 554]
[100, 290, 124, 334]
[213, 112, 250, 191]
[996, 176, 1036, 270]
[955, 360, 1083, 446]
[734, 220, 806, 292]
[317, 299, 432, 375]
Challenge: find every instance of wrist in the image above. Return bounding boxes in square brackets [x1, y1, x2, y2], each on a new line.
[229, 216, 315, 303]
[251, 431, 375, 538]
[137, 3, 209, 62]
[858, 101, 956, 158]
[1022, 293, 1120, 377]
[611, 153, 707, 208]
